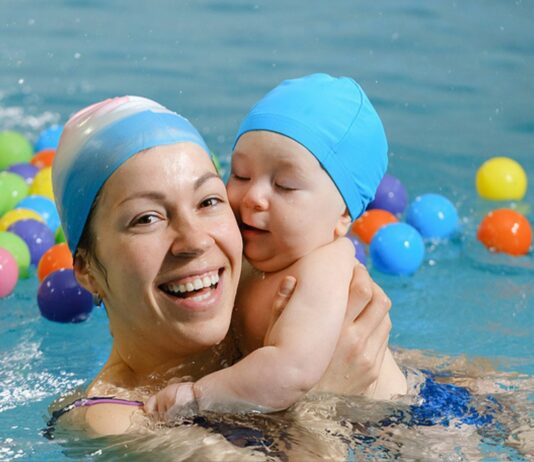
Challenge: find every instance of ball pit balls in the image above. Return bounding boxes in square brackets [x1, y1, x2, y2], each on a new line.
[34, 125, 63, 153]
[55, 226, 66, 244]
[38, 268, 93, 323]
[351, 209, 398, 245]
[6, 162, 39, 185]
[16, 195, 60, 231]
[0, 208, 44, 232]
[0, 171, 29, 216]
[367, 174, 408, 216]
[8, 219, 55, 266]
[477, 208, 532, 256]
[37, 243, 73, 282]
[0, 248, 18, 298]
[347, 234, 367, 265]
[30, 149, 55, 169]
[370, 223, 425, 275]
[0, 130, 33, 170]
[29, 166, 54, 200]
[476, 157, 527, 201]
[0, 231, 31, 278]
[406, 193, 459, 240]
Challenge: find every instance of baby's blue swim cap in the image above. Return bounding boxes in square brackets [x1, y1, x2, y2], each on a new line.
[52, 96, 210, 254]
[233, 73, 388, 220]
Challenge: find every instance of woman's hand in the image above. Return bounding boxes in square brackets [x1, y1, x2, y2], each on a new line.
[313, 263, 392, 396]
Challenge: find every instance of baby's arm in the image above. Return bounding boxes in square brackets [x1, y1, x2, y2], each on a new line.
[147, 238, 355, 417]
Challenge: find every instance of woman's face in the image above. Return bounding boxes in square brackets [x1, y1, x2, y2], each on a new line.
[84, 143, 242, 358]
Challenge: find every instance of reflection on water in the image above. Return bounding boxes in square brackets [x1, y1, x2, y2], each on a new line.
[45, 351, 533, 461]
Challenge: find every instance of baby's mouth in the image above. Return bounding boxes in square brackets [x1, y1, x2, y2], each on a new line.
[241, 223, 268, 233]
[160, 270, 220, 298]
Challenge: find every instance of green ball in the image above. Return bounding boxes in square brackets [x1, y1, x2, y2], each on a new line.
[0, 131, 33, 170]
[55, 226, 66, 244]
[0, 231, 31, 279]
[0, 171, 30, 215]
[210, 151, 222, 174]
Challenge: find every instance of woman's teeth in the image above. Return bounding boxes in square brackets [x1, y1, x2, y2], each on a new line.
[163, 272, 219, 296]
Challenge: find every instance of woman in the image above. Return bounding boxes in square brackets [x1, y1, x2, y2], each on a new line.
[51, 96, 393, 437]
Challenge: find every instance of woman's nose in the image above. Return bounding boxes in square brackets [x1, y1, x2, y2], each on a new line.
[242, 182, 269, 211]
[169, 218, 215, 258]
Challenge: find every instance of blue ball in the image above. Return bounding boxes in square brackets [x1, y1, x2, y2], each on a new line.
[370, 223, 425, 275]
[34, 125, 63, 152]
[7, 219, 55, 266]
[16, 195, 60, 231]
[405, 193, 459, 240]
[38, 269, 93, 323]
[347, 234, 367, 265]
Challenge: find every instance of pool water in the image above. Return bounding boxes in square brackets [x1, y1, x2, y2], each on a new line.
[1, 1, 533, 460]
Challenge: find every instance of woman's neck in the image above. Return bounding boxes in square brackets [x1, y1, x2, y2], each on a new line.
[92, 334, 238, 394]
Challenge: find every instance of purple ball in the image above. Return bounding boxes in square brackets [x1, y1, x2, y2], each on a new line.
[367, 174, 408, 216]
[6, 163, 39, 185]
[7, 219, 55, 266]
[347, 233, 367, 265]
[37, 269, 93, 323]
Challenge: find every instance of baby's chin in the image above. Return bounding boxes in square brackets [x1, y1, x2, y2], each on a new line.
[243, 250, 300, 274]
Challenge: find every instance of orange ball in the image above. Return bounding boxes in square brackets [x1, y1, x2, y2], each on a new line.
[351, 209, 398, 245]
[30, 149, 55, 169]
[37, 243, 73, 282]
[477, 208, 532, 256]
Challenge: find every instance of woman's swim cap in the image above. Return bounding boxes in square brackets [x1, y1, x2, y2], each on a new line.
[53, 96, 210, 253]
[233, 73, 388, 220]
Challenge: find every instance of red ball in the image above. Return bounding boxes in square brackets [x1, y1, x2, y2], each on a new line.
[477, 208, 532, 256]
[351, 209, 398, 245]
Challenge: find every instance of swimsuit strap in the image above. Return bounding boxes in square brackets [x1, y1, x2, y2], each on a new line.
[42, 396, 143, 440]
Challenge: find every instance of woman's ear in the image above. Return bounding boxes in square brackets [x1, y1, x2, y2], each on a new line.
[334, 208, 352, 238]
[73, 250, 102, 297]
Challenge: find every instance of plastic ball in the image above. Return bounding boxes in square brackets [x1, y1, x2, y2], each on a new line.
[477, 208, 532, 256]
[6, 162, 39, 185]
[16, 195, 60, 231]
[0, 248, 18, 297]
[370, 223, 425, 275]
[0, 208, 44, 232]
[0, 231, 31, 278]
[0, 171, 29, 216]
[0, 130, 33, 170]
[347, 234, 367, 265]
[406, 193, 459, 240]
[29, 166, 54, 200]
[34, 125, 63, 152]
[210, 152, 222, 174]
[351, 209, 398, 245]
[8, 219, 55, 266]
[476, 157, 527, 201]
[38, 269, 93, 323]
[37, 243, 73, 282]
[30, 149, 55, 169]
[55, 226, 66, 244]
[367, 174, 408, 216]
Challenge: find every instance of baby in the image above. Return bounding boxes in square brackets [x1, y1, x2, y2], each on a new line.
[147, 73, 406, 418]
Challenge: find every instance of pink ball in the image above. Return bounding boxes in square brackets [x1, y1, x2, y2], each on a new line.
[0, 247, 19, 297]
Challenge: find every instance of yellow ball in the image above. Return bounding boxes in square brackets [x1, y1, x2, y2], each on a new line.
[29, 166, 54, 200]
[0, 208, 45, 231]
[476, 157, 527, 201]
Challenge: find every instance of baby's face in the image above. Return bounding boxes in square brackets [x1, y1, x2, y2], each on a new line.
[227, 131, 347, 272]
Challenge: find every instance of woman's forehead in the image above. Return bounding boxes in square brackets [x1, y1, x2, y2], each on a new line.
[101, 143, 216, 201]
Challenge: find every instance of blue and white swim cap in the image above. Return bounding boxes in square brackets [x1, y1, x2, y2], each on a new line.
[233, 73, 388, 220]
[52, 96, 210, 253]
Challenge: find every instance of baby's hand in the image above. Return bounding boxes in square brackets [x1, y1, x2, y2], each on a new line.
[145, 382, 197, 421]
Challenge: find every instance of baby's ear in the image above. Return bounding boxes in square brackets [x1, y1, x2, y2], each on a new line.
[334, 208, 352, 237]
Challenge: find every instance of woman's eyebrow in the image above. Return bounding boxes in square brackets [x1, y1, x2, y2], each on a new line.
[195, 172, 221, 189]
[117, 191, 166, 207]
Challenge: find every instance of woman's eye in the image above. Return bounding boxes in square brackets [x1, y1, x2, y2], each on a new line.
[201, 197, 222, 208]
[132, 214, 161, 226]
